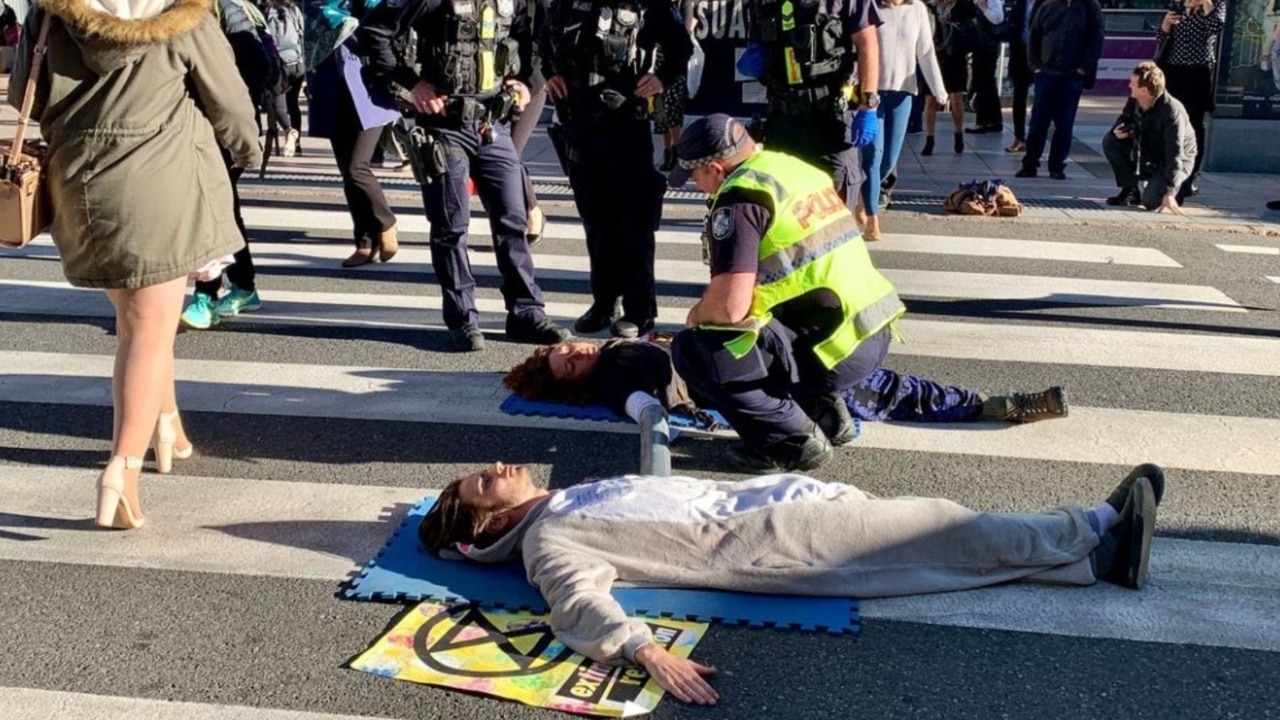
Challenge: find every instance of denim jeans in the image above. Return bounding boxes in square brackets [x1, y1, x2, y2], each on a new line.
[859, 90, 914, 217]
[1021, 72, 1085, 174]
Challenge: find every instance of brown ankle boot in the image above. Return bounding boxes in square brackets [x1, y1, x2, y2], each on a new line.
[377, 225, 399, 263]
[342, 246, 374, 268]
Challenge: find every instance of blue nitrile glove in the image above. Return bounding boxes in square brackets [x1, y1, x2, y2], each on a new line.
[737, 43, 766, 80]
[850, 109, 878, 148]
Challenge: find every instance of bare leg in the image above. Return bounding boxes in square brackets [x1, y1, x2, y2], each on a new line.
[102, 277, 188, 514]
[924, 97, 937, 137]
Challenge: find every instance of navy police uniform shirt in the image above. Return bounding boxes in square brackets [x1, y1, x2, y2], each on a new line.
[538, 0, 694, 95]
[358, 0, 535, 99]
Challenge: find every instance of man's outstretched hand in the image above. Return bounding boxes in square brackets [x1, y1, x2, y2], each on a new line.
[634, 643, 719, 705]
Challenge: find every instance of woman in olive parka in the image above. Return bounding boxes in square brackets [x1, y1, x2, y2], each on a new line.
[9, 0, 261, 529]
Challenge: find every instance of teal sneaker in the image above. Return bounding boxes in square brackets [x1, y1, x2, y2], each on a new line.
[180, 293, 220, 330]
[215, 284, 262, 317]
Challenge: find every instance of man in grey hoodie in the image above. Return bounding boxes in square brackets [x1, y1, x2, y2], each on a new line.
[419, 462, 1164, 705]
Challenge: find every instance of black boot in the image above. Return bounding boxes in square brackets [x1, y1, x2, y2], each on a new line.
[981, 387, 1068, 423]
[728, 427, 832, 473]
[573, 302, 620, 335]
[954, 132, 964, 154]
[796, 393, 856, 446]
[660, 148, 677, 172]
[1093, 475, 1159, 590]
[1106, 187, 1141, 206]
[921, 136, 935, 156]
[505, 314, 571, 344]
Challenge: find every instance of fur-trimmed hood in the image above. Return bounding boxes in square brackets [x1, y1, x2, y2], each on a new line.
[41, 0, 213, 72]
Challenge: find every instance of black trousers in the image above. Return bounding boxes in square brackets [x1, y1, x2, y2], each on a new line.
[329, 89, 397, 249]
[1009, 41, 1033, 142]
[1162, 63, 1213, 182]
[420, 123, 546, 329]
[1101, 131, 1173, 209]
[765, 108, 864, 213]
[270, 73, 304, 133]
[971, 44, 1004, 128]
[672, 321, 892, 447]
[196, 166, 255, 296]
[564, 116, 663, 322]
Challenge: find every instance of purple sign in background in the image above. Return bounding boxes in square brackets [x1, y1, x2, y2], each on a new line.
[1093, 36, 1160, 96]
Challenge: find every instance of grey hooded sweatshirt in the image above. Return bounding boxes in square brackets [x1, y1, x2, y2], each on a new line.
[466, 474, 1100, 666]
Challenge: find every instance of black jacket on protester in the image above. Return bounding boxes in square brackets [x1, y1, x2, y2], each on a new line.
[1115, 92, 1197, 191]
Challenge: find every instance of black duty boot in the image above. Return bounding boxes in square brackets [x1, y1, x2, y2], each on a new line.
[728, 427, 832, 473]
[982, 387, 1068, 423]
[660, 148, 677, 172]
[573, 302, 620, 335]
[1092, 475, 1159, 590]
[1106, 187, 1141, 206]
[448, 325, 486, 352]
[506, 314, 571, 344]
[796, 393, 856, 446]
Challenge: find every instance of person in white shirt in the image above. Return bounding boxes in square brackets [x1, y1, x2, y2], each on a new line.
[858, 0, 948, 240]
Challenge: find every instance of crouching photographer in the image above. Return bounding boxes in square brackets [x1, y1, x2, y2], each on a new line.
[1102, 61, 1197, 215]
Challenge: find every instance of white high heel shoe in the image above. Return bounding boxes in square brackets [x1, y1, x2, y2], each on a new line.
[152, 411, 194, 474]
[96, 455, 145, 530]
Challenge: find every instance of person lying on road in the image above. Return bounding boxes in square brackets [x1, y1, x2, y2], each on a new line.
[418, 462, 1165, 705]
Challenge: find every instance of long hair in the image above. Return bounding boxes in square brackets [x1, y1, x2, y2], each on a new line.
[418, 479, 498, 554]
[502, 346, 597, 405]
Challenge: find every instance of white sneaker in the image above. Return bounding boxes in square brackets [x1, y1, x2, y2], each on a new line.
[282, 129, 300, 158]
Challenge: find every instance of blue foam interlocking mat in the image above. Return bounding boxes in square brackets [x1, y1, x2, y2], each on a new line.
[343, 495, 860, 635]
[499, 393, 728, 429]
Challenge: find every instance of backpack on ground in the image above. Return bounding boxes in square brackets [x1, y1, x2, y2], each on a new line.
[944, 179, 1023, 217]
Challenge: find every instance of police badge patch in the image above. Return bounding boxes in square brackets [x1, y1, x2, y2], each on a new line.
[709, 207, 734, 241]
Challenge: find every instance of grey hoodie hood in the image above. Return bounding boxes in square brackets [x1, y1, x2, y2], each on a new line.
[40, 0, 212, 74]
[451, 497, 552, 565]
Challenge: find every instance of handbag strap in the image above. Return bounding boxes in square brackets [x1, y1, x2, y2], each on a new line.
[8, 14, 53, 168]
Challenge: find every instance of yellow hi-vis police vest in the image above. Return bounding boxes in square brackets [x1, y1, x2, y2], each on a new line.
[708, 150, 905, 369]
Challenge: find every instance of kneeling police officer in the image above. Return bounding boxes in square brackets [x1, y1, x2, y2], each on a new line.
[668, 115, 906, 472]
[361, 0, 569, 351]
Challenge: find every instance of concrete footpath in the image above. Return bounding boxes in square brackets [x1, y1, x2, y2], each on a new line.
[3, 72, 1278, 234]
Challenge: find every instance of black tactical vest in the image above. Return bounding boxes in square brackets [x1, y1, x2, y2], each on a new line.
[748, 0, 851, 90]
[420, 0, 520, 94]
[546, 0, 650, 89]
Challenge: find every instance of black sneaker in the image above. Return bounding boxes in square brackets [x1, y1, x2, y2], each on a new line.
[1105, 463, 1166, 512]
[1014, 167, 1037, 178]
[573, 303, 619, 335]
[611, 317, 655, 339]
[982, 387, 1068, 423]
[796, 393, 856, 446]
[1106, 187, 1141, 206]
[448, 325, 486, 352]
[1093, 475, 1158, 590]
[727, 429, 832, 473]
[506, 314, 571, 345]
[1049, 170, 1067, 180]
[1267, 199, 1280, 211]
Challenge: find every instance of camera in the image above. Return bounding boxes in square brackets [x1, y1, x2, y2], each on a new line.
[1166, 1, 1185, 14]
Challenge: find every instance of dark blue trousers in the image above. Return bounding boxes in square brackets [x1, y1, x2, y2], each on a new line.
[673, 322, 985, 445]
[421, 124, 546, 330]
[1021, 73, 1086, 175]
[564, 117, 663, 321]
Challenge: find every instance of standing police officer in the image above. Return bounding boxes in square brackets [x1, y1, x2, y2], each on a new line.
[668, 115, 906, 473]
[736, 0, 882, 214]
[541, 0, 692, 338]
[360, 0, 570, 351]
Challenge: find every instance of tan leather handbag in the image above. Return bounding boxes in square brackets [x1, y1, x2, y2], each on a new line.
[0, 15, 53, 250]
